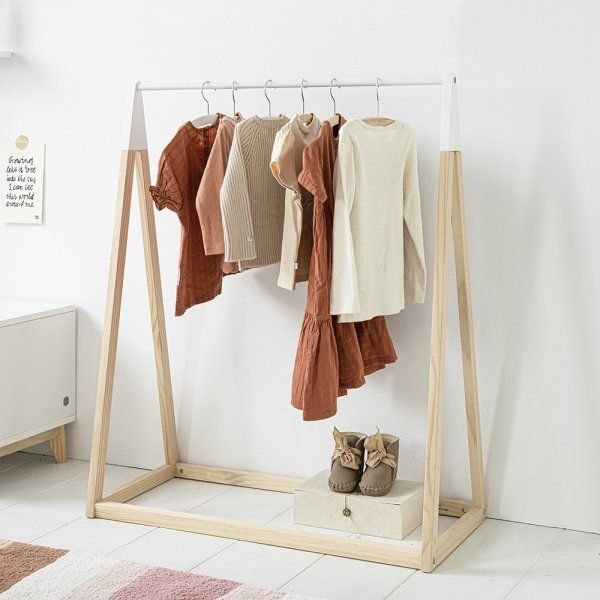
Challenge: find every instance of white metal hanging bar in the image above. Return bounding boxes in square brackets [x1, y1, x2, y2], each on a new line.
[136, 76, 444, 91]
[122, 75, 460, 160]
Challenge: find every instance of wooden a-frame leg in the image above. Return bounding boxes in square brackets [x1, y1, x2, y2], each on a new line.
[135, 149, 179, 466]
[86, 150, 136, 518]
[452, 152, 486, 509]
[49, 425, 67, 463]
[421, 151, 455, 572]
[420, 151, 485, 571]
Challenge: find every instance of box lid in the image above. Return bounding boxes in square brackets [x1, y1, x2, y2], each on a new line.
[296, 470, 423, 506]
[0, 298, 76, 327]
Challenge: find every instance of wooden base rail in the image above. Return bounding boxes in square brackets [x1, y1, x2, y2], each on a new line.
[175, 463, 303, 493]
[102, 464, 174, 504]
[435, 506, 485, 565]
[86, 88, 486, 572]
[101, 461, 478, 521]
[95, 501, 422, 568]
[95, 462, 482, 570]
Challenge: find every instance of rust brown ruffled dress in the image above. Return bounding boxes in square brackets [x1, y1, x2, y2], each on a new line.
[292, 119, 397, 421]
[150, 118, 236, 316]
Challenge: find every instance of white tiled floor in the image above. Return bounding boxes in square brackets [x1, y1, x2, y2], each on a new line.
[0, 453, 598, 600]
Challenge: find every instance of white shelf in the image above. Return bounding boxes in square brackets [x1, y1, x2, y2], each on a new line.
[0, 50, 12, 58]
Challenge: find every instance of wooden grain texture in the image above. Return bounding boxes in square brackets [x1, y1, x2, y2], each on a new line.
[420, 151, 455, 572]
[102, 464, 174, 503]
[175, 463, 303, 493]
[0, 427, 60, 459]
[86, 149, 136, 518]
[452, 152, 486, 509]
[94, 501, 422, 568]
[438, 497, 473, 518]
[435, 506, 485, 565]
[135, 149, 179, 466]
[49, 426, 67, 463]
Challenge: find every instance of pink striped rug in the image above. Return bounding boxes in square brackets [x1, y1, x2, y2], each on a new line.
[0, 539, 323, 599]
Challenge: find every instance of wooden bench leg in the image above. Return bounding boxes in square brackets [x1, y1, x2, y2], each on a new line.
[49, 425, 67, 463]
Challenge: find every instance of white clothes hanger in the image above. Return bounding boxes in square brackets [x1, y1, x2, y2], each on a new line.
[300, 79, 307, 114]
[259, 79, 284, 120]
[294, 79, 318, 127]
[231, 80, 238, 114]
[190, 80, 219, 128]
[362, 77, 395, 127]
[326, 78, 341, 126]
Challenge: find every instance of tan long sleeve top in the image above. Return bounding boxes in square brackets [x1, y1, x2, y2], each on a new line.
[270, 113, 321, 289]
[196, 113, 243, 256]
[220, 115, 289, 270]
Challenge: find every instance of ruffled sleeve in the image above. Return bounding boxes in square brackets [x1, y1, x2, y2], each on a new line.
[298, 138, 325, 203]
[149, 153, 183, 212]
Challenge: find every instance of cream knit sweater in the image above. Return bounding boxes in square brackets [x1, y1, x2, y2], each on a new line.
[330, 119, 426, 322]
[220, 115, 289, 269]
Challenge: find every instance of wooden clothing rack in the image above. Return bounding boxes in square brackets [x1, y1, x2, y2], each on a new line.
[86, 75, 485, 573]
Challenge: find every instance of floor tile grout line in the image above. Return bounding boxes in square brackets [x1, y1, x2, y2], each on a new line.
[0, 454, 39, 475]
[264, 504, 296, 526]
[275, 553, 326, 592]
[185, 539, 238, 572]
[264, 503, 328, 593]
[501, 527, 564, 599]
[0, 468, 90, 513]
[1, 460, 144, 515]
[104, 525, 160, 558]
[107, 483, 235, 565]
[101, 477, 290, 569]
[29, 512, 90, 544]
[185, 494, 295, 573]
[184, 486, 235, 514]
[381, 569, 419, 599]
[27, 470, 159, 545]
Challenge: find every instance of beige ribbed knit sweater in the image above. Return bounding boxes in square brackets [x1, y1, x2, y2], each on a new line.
[220, 115, 289, 269]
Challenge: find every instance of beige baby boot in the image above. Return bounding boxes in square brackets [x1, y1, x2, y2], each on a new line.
[359, 429, 399, 497]
[328, 428, 366, 493]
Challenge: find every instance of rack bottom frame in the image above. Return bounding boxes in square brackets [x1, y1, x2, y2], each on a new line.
[92, 463, 485, 571]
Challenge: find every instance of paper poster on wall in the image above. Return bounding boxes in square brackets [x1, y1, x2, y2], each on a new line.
[0, 135, 45, 224]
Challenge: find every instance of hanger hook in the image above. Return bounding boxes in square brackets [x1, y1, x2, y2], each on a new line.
[231, 80, 238, 114]
[376, 77, 382, 117]
[264, 79, 273, 116]
[329, 78, 340, 115]
[300, 79, 308, 113]
[201, 81, 211, 115]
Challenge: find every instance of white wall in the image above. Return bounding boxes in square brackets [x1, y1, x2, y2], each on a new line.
[1, 0, 599, 534]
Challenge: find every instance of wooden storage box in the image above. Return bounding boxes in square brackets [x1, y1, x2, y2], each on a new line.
[294, 470, 423, 540]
